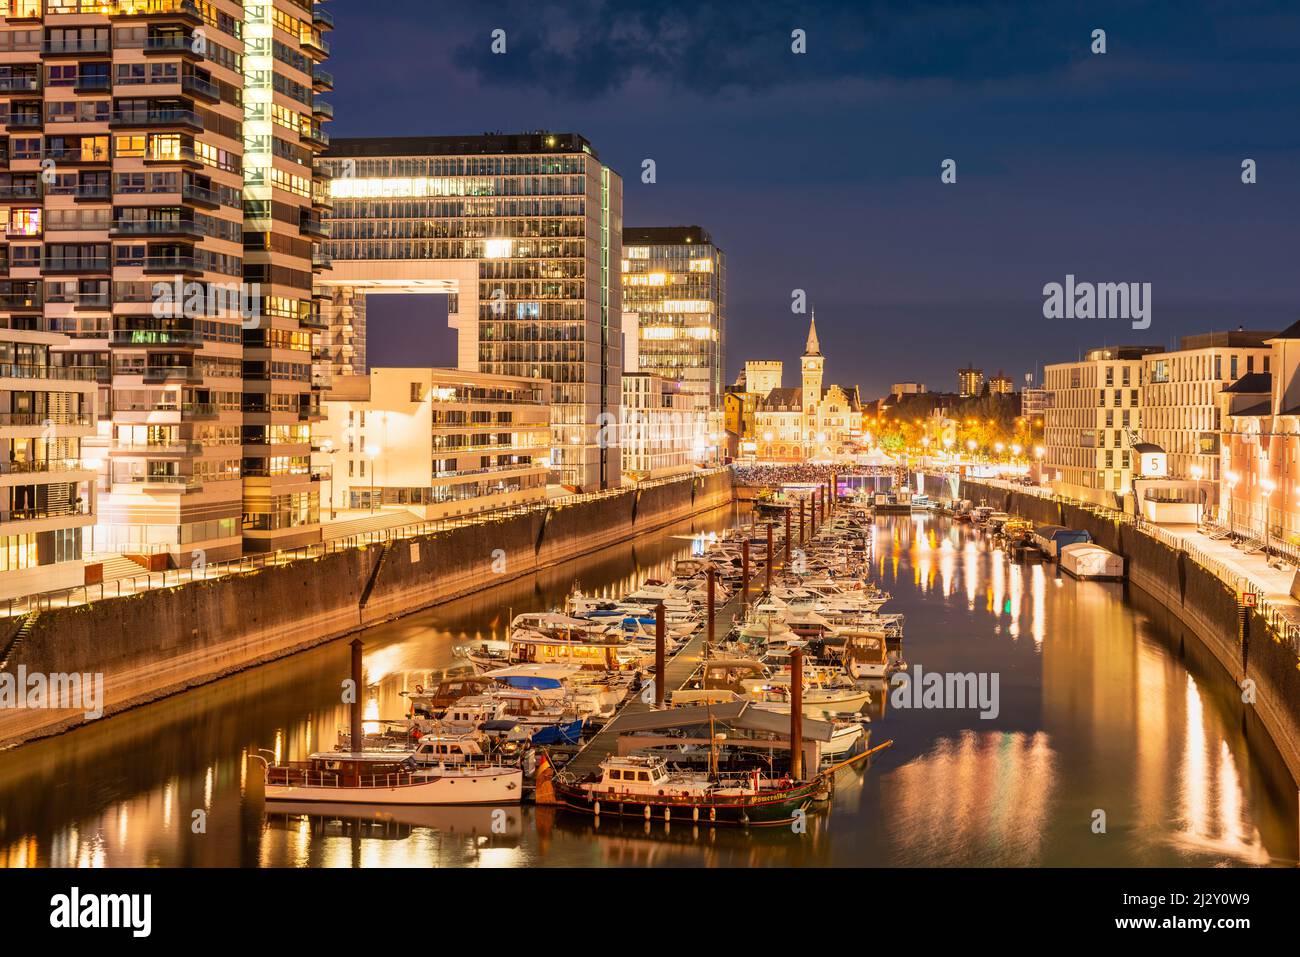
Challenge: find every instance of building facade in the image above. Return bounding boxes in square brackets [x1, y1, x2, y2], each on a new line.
[620, 225, 724, 464]
[1140, 331, 1272, 509]
[0, 0, 331, 565]
[744, 359, 781, 399]
[319, 132, 623, 492]
[620, 372, 692, 481]
[958, 366, 984, 397]
[753, 314, 862, 462]
[1043, 347, 1161, 504]
[1, 326, 96, 599]
[989, 371, 1014, 395]
[1220, 323, 1300, 550]
[315, 368, 550, 520]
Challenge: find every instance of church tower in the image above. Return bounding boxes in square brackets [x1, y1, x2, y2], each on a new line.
[801, 311, 824, 416]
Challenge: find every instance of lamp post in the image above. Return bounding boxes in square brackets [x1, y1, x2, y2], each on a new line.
[1261, 478, 1276, 558]
[365, 443, 380, 514]
[1189, 464, 1204, 525]
[1225, 471, 1238, 537]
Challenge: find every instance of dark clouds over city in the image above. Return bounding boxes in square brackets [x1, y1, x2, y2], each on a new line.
[329, 0, 1300, 397]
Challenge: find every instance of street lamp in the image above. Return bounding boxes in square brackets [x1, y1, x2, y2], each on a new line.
[1261, 478, 1277, 557]
[365, 443, 380, 513]
[1225, 471, 1239, 536]
[1189, 464, 1204, 524]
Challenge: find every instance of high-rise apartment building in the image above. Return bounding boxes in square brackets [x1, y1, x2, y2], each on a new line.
[0, 0, 331, 565]
[1, 325, 96, 599]
[319, 132, 623, 492]
[1043, 346, 1162, 503]
[621, 225, 724, 462]
[958, 366, 984, 397]
[989, 371, 1014, 395]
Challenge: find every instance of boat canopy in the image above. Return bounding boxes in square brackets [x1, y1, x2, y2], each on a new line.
[615, 701, 839, 742]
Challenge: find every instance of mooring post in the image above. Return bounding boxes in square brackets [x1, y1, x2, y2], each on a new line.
[784, 509, 792, 564]
[800, 498, 806, 544]
[790, 648, 804, 781]
[706, 566, 716, 646]
[742, 538, 750, 606]
[350, 638, 364, 754]
[655, 602, 666, 708]
[766, 523, 774, 592]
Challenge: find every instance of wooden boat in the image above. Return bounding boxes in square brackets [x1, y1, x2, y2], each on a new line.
[549, 754, 821, 826]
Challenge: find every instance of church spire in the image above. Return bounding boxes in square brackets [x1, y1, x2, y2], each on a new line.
[804, 310, 821, 357]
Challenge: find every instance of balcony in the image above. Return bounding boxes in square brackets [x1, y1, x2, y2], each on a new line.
[141, 254, 202, 274]
[44, 146, 111, 165]
[312, 68, 334, 91]
[43, 39, 111, 56]
[0, 363, 99, 381]
[0, 412, 95, 428]
[73, 75, 112, 94]
[110, 325, 204, 347]
[113, 474, 201, 492]
[144, 34, 202, 56]
[110, 108, 203, 132]
[181, 181, 220, 207]
[66, 183, 111, 202]
[299, 214, 329, 239]
[3, 114, 42, 130]
[313, 7, 334, 29]
[301, 125, 329, 149]
[110, 219, 202, 238]
[0, 77, 39, 94]
[301, 29, 329, 57]
[0, 501, 91, 523]
[43, 256, 111, 274]
[115, 366, 200, 386]
[0, 292, 44, 311]
[181, 73, 219, 101]
[311, 97, 333, 120]
[0, 458, 89, 476]
[106, 0, 203, 23]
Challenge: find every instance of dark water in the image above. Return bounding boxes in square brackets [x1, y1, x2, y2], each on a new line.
[0, 509, 1295, 867]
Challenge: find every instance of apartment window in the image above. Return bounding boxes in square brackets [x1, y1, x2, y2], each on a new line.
[1231, 355, 1239, 380]
[410, 382, 422, 402]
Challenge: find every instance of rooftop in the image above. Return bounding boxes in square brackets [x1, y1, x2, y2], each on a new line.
[324, 132, 598, 160]
[623, 225, 715, 247]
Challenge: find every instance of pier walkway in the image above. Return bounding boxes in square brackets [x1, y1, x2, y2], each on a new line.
[560, 548, 786, 781]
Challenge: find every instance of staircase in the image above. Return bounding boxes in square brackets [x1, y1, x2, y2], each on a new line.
[95, 554, 153, 582]
[358, 541, 392, 610]
[0, 611, 38, 673]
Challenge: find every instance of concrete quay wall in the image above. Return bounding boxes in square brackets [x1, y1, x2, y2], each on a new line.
[956, 477, 1300, 786]
[0, 470, 735, 749]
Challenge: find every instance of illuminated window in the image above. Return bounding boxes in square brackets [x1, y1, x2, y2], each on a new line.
[8, 208, 40, 236]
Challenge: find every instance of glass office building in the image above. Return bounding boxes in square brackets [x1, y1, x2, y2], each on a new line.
[320, 132, 623, 491]
[621, 225, 724, 462]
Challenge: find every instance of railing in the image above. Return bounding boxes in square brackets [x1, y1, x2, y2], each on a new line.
[0, 458, 87, 475]
[0, 412, 95, 427]
[2, 466, 733, 618]
[0, 363, 98, 380]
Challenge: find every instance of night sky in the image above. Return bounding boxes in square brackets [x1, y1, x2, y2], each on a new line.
[327, 1, 1300, 399]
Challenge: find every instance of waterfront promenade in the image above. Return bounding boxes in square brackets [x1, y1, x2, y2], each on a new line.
[3, 469, 732, 619]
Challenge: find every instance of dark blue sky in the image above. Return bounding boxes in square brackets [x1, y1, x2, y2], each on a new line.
[330, 0, 1300, 398]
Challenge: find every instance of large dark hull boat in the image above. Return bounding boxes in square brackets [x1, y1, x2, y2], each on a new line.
[549, 754, 822, 826]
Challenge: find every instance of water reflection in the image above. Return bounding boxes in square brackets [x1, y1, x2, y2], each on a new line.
[0, 510, 1294, 867]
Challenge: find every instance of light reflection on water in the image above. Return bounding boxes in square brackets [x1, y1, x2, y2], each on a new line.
[0, 509, 1295, 867]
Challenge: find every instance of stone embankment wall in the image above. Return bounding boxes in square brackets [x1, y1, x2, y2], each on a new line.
[952, 476, 1300, 785]
[0, 469, 734, 749]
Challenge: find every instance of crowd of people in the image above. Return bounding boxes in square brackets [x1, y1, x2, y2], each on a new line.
[732, 463, 903, 487]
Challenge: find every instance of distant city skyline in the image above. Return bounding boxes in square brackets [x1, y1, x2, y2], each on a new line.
[330, 0, 1300, 398]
